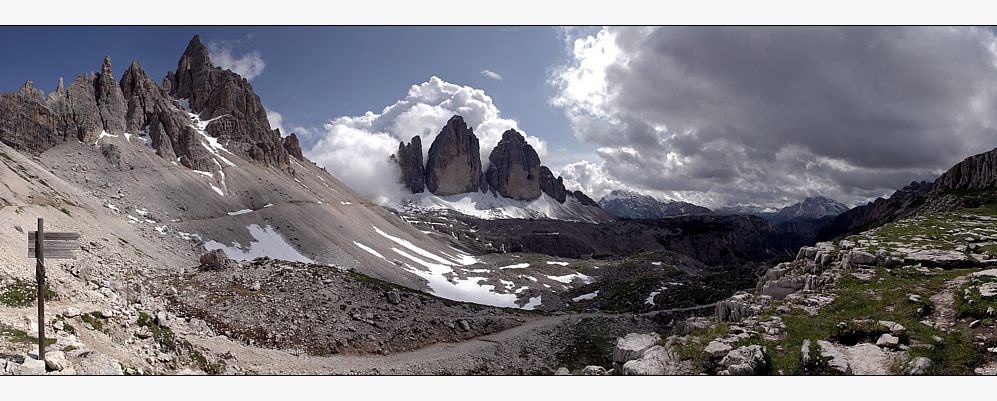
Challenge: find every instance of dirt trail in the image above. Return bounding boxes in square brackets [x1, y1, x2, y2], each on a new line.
[186, 313, 589, 375]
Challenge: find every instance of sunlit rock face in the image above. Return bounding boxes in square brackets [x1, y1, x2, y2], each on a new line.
[425, 115, 482, 196]
[485, 129, 542, 201]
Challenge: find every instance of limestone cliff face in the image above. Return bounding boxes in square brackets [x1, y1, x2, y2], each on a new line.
[539, 166, 568, 203]
[425, 115, 482, 196]
[95, 56, 127, 136]
[392, 135, 425, 194]
[933, 147, 997, 191]
[166, 35, 288, 167]
[485, 129, 541, 200]
[0, 81, 65, 153]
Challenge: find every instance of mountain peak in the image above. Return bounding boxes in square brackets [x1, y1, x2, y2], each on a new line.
[598, 189, 713, 219]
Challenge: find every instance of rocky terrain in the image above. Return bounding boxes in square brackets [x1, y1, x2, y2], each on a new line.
[393, 115, 611, 222]
[3, 33, 997, 377]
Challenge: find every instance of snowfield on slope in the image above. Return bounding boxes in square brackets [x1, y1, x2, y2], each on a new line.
[203, 224, 313, 263]
[395, 191, 613, 223]
[355, 226, 546, 310]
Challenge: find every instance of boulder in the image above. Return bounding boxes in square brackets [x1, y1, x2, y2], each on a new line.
[904, 357, 932, 375]
[876, 334, 900, 348]
[613, 333, 660, 364]
[425, 115, 482, 196]
[386, 290, 402, 305]
[703, 340, 733, 361]
[621, 345, 686, 375]
[199, 249, 235, 270]
[44, 351, 70, 372]
[19, 355, 47, 375]
[759, 275, 806, 300]
[717, 345, 770, 375]
[905, 249, 971, 268]
[847, 250, 877, 267]
[74, 352, 124, 375]
[715, 300, 747, 322]
[63, 307, 82, 318]
[554, 367, 571, 375]
[817, 340, 852, 375]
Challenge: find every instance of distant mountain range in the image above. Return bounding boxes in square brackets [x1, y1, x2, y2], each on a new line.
[598, 190, 848, 223]
[597, 190, 713, 219]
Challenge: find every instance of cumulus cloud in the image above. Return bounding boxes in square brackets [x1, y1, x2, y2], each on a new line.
[305, 76, 546, 204]
[551, 26, 997, 208]
[481, 70, 503, 81]
[265, 107, 286, 136]
[207, 40, 266, 80]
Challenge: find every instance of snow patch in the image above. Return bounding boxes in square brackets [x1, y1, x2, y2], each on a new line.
[546, 272, 592, 284]
[94, 130, 117, 146]
[500, 263, 530, 270]
[395, 192, 611, 224]
[227, 209, 253, 216]
[546, 261, 569, 266]
[105, 203, 120, 212]
[203, 224, 312, 263]
[210, 185, 224, 196]
[573, 291, 599, 302]
[354, 241, 385, 259]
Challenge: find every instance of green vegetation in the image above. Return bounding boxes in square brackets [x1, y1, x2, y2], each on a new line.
[0, 326, 56, 347]
[954, 274, 997, 320]
[136, 310, 225, 374]
[0, 277, 55, 308]
[555, 318, 617, 371]
[81, 312, 108, 334]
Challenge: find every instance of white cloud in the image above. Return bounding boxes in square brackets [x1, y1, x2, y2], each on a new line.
[207, 40, 266, 80]
[305, 76, 547, 204]
[481, 70, 503, 81]
[265, 107, 285, 136]
[551, 26, 997, 209]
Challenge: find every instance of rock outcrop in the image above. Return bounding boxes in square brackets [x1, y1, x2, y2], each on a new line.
[166, 35, 289, 167]
[392, 136, 425, 193]
[571, 190, 598, 206]
[95, 56, 127, 136]
[485, 129, 542, 200]
[1, 36, 292, 174]
[425, 115, 482, 196]
[539, 166, 567, 203]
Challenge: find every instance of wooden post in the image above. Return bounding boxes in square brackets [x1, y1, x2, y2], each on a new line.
[35, 218, 45, 361]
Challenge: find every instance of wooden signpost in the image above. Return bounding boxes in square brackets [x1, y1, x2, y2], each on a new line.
[27, 218, 79, 361]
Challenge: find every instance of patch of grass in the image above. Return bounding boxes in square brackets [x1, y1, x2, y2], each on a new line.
[770, 266, 979, 375]
[81, 312, 104, 332]
[59, 207, 71, 216]
[137, 310, 225, 374]
[954, 275, 997, 320]
[0, 278, 55, 307]
[0, 327, 57, 347]
[555, 318, 617, 371]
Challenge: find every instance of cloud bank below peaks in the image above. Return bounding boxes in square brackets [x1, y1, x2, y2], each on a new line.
[550, 26, 997, 209]
[305, 76, 547, 204]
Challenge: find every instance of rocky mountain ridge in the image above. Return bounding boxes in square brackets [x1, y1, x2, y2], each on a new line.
[769, 196, 849, 224]
[818, 146, 997, 242]
[393, 115, 604, 216]
[597, 189, 714, 219]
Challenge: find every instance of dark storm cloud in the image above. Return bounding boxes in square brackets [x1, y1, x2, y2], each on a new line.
[552, 26, 997, 208]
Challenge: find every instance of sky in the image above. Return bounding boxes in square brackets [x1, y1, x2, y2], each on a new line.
[6, 24, 997, 210]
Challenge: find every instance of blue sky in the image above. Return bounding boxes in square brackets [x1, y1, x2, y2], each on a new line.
[7, 25, 997, 210]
